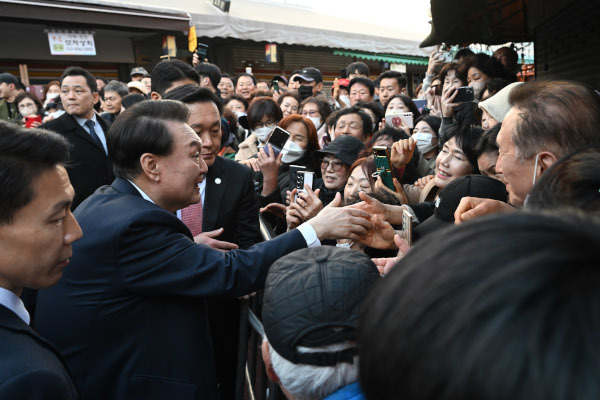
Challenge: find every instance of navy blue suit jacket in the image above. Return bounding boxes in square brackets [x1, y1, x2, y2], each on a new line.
[35, 178, 306, 400]
[0, 305, 79, 399]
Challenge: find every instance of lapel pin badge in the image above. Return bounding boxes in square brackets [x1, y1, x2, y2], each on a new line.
[215, 178, 222, 185]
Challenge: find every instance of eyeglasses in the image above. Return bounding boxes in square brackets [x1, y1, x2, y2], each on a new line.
[301, 110, 320, 117]
[321, 159, 345, 172]
[254, 121, 277, 129]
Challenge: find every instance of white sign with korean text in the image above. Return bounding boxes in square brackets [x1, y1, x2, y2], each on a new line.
[48, 32, 96, 56]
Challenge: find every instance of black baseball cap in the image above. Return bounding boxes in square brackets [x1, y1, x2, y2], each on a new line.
[130, 67, 149, 77]
[315, 135, 365, 166]
[0, 73, 19, 86]
[271, 75, 289, 85]
[262, 247, 380, 366]
[414, 175, 509, 240]
[293, 67, 323, 83]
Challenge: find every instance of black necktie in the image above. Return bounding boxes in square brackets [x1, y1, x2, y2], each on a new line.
[84, 120, 105, 154]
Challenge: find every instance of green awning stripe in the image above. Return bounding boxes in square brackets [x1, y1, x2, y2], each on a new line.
[333, 50, 429, 66]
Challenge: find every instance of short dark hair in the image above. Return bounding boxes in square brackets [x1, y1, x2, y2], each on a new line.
[359, 211, 600, 400]
[458, 53, 511, 82]
[220, 73, 235, 87]
[527, 147, 600, 215]
[300, 96, 331, 120]
[508, 80, 600, 160]
[103, 80, 128, 99]
[441, 123, 483, 174]
[378, 71, 407, 90]
[485, 78, 510, 98]
[151, 60, 199, 96]
[107, 100, 189, 179]
[163, 84, 223, 115]
[439, 63, 467, 87]
[348, 77, 375, 97]
[474, 123, 501, 157]
[247, 97, 282, 130]
[346, 61, 369, 77]
[95, 76, 108, 84]
[224, 95, 249, 112]
[235, 73, 257, 86]
[60, 66, 98, 92]
[194, 62, 222, 89]
[414, 114, 441, 136]
[355, 101, 383, 127]
[332, 106, 374, 138]
[0, 121, 70, 224]
[384, 94, 421, 119]
[454, 47, 475, 61]
[14, 92, 43, 115]
[121, 93, 147, 109]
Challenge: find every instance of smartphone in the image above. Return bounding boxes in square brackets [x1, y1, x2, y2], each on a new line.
[412, 99, 427, 113]
[454, 86, 474, 103]
[372, 146, 395, 191]
[402, 209, 413, 247]
[196, 43, 208, 59]
[385, 110, 413, 129]
[264, 126, 290, 157]
[272, 80, 280, 93]
[288, 165, 306, 191]
[295, 171, 314, 202]
[436, 51, 453, 63]
[25, 115, 42, 128]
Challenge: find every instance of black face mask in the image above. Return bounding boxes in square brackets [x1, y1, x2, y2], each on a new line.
[298, 85, 314, 100]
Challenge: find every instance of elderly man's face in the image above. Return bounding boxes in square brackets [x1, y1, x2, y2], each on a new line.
[0, 165, 82, 295]
[334, 113, 365, 142]
[155, 121, 208, 212]
[496, 107, 537, 206]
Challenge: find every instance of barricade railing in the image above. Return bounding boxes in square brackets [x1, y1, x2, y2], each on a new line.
[233, 215, 285, 400]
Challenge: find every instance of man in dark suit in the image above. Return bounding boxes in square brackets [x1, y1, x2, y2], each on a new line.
[0, 122, 81, 399]
[35, 100, 371, 400]
[42, 66, 114, 209]
[164, 85, 262, 399]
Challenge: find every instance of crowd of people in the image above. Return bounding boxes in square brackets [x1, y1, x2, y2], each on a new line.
[0, 43, 599, 400]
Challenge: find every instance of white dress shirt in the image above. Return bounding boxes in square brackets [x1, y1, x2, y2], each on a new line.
[74, 113, 108, 154]
[0, 287, 30, 325]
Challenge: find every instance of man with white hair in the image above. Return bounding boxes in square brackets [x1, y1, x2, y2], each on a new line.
[261, 246, 380, 400]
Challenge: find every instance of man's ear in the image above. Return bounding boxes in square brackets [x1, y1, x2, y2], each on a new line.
[92, 92, 100, 105]
[261, 341, 279, 383]
[315, 82, 324, 94]
[151, 92, 161, 100]
[139, 153, 160, 182]
[537, 151, 558, 176]
[201, 77, 211, 88]
[401, 87, 407, 95]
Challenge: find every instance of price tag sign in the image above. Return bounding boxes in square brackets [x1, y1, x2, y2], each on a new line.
[48, 32, 96, 56]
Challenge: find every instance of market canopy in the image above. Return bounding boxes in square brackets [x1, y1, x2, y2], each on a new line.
[84, 0, 433, 57]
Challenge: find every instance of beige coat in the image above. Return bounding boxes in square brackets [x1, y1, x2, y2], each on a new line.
[234, 133, 260, 161]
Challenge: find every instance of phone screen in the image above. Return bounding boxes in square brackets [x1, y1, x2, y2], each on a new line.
[267, 127, 290, 150]
[402, 209, 413, 247]
[273, 80, 280, 92]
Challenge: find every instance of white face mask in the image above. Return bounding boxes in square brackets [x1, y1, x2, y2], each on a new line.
[281, 140, 306, 164]
[234, 111, 246, 119]
[307, 116, 322, 130]
[470, 81, 487, 99]
[252, 126, 272, 143]
[46, 92, 59, 101]
[336, 241, 354, 249]
[339, 95, 350, 108]
[413, 132, 437, 154]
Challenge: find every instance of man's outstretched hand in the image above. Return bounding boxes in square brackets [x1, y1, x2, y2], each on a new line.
[371, 234, 411, 276]
[194, 228, 239, 252]
[454, 197, 515, 224]
[307, 193, 372, 241]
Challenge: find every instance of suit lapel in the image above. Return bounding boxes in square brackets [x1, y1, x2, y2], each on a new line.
[63, 113, 106, 155]
[0, 305, 67, 365]
[203, 157, 227, 232]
